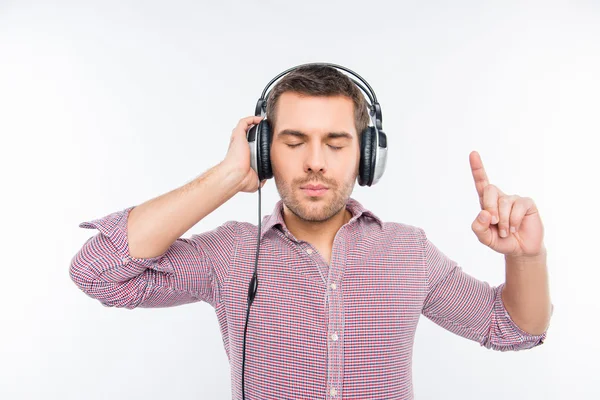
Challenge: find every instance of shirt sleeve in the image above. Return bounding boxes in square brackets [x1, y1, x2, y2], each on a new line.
[69, 205, 237, 309]
[418, 228, 553, 352]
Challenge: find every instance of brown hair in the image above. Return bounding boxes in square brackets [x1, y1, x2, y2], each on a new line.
[265, 65, 370, 141]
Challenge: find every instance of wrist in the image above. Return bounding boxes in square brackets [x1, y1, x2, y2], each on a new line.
[218, 161, 246, 190]
[505, 246, 547, 263]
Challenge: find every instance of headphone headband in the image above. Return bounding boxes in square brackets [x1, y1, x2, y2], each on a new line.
[255, 62, 383, 130]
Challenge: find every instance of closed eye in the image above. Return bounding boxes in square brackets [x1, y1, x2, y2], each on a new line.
[286, 144, 343, 151]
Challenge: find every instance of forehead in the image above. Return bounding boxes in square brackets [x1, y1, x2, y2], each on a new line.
[273, 92, 357, 138]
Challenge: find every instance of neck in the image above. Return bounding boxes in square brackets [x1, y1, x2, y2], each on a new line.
[282, 204, 352, 246]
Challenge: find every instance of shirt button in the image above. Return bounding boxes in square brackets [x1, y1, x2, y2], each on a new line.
[330, 387, 337, 396]
[331, 333, 338, 341]
[330, 283, 337, 290]
[122, 257, 129, 264]
[306, 248, 313, 254]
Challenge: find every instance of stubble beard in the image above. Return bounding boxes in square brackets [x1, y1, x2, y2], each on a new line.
[274, 173, 355, 223]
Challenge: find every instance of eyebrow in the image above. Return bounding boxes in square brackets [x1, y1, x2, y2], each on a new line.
[277, 129, 353, 140]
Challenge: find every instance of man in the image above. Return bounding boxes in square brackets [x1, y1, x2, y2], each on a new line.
[70, 65, 553, 399]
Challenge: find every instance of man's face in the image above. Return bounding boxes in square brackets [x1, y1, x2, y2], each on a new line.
[270, 92, 360, 223]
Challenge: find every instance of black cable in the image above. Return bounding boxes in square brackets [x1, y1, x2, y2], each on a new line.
[242, 179, 261, 400]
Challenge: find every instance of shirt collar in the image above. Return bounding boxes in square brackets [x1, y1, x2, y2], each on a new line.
[260, 196, 383, 240]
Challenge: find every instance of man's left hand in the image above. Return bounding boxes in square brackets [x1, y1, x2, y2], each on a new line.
[469, 151, 545, 257]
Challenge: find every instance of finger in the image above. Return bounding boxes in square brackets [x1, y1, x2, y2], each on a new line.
[482, 184, 501, 225]
[469, 151, 490, 209]
[472, 209, 493, 247]
[508, 197, 533, 233]
[233, 116, 265, 136]
[498, 195, 518, 238]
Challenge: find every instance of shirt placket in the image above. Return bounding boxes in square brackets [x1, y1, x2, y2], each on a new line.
[325, 229, 345, 399]
[284, 226, 346, 399]
[305, 241, 346, 399]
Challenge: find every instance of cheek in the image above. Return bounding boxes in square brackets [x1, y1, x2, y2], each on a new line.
[348, 152, 361, 176]
[270, 154, 293, 185]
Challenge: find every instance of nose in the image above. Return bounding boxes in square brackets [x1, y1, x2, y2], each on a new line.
[303, 143, 327, 174]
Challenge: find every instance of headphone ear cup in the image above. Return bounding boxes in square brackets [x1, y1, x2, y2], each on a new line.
[371, 130, 388, 185]
[257, 119, 273, 180]
[358, 126, 376, 186]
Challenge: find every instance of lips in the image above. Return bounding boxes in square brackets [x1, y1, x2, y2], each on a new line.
[300, 183, 329, 197]
[301, 184, 328, 190]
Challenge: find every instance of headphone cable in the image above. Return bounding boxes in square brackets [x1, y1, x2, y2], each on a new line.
[242, 178, 261, 400]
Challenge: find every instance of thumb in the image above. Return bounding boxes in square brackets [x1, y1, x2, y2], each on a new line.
[472, 210, 493, 246]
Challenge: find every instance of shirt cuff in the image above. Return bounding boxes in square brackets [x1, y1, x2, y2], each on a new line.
[78, 205, 175, 274]
[486, 282, 551, 351]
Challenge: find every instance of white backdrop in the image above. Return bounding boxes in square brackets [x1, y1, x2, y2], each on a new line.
[1, 0, 598, 399]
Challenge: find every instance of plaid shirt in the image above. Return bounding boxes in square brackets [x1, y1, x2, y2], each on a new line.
[70, 196, 550, 399]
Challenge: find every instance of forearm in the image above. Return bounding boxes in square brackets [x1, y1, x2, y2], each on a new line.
[501, 246, 552, 335]
[127, 162, 243, 259]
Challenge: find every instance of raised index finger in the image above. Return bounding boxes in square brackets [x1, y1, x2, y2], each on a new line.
[469, 150, 489, 209]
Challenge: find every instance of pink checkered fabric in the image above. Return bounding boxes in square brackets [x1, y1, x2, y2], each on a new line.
[70, 196, 549, 399]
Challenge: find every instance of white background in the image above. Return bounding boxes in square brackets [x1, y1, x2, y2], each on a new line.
[1, 0, 598, 399]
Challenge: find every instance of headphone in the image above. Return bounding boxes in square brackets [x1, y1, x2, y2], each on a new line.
[241, 63, 388, 400]
[246, 62, 388, 187]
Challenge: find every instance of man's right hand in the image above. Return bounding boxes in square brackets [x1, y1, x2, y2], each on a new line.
[221, 116, 268, 193]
